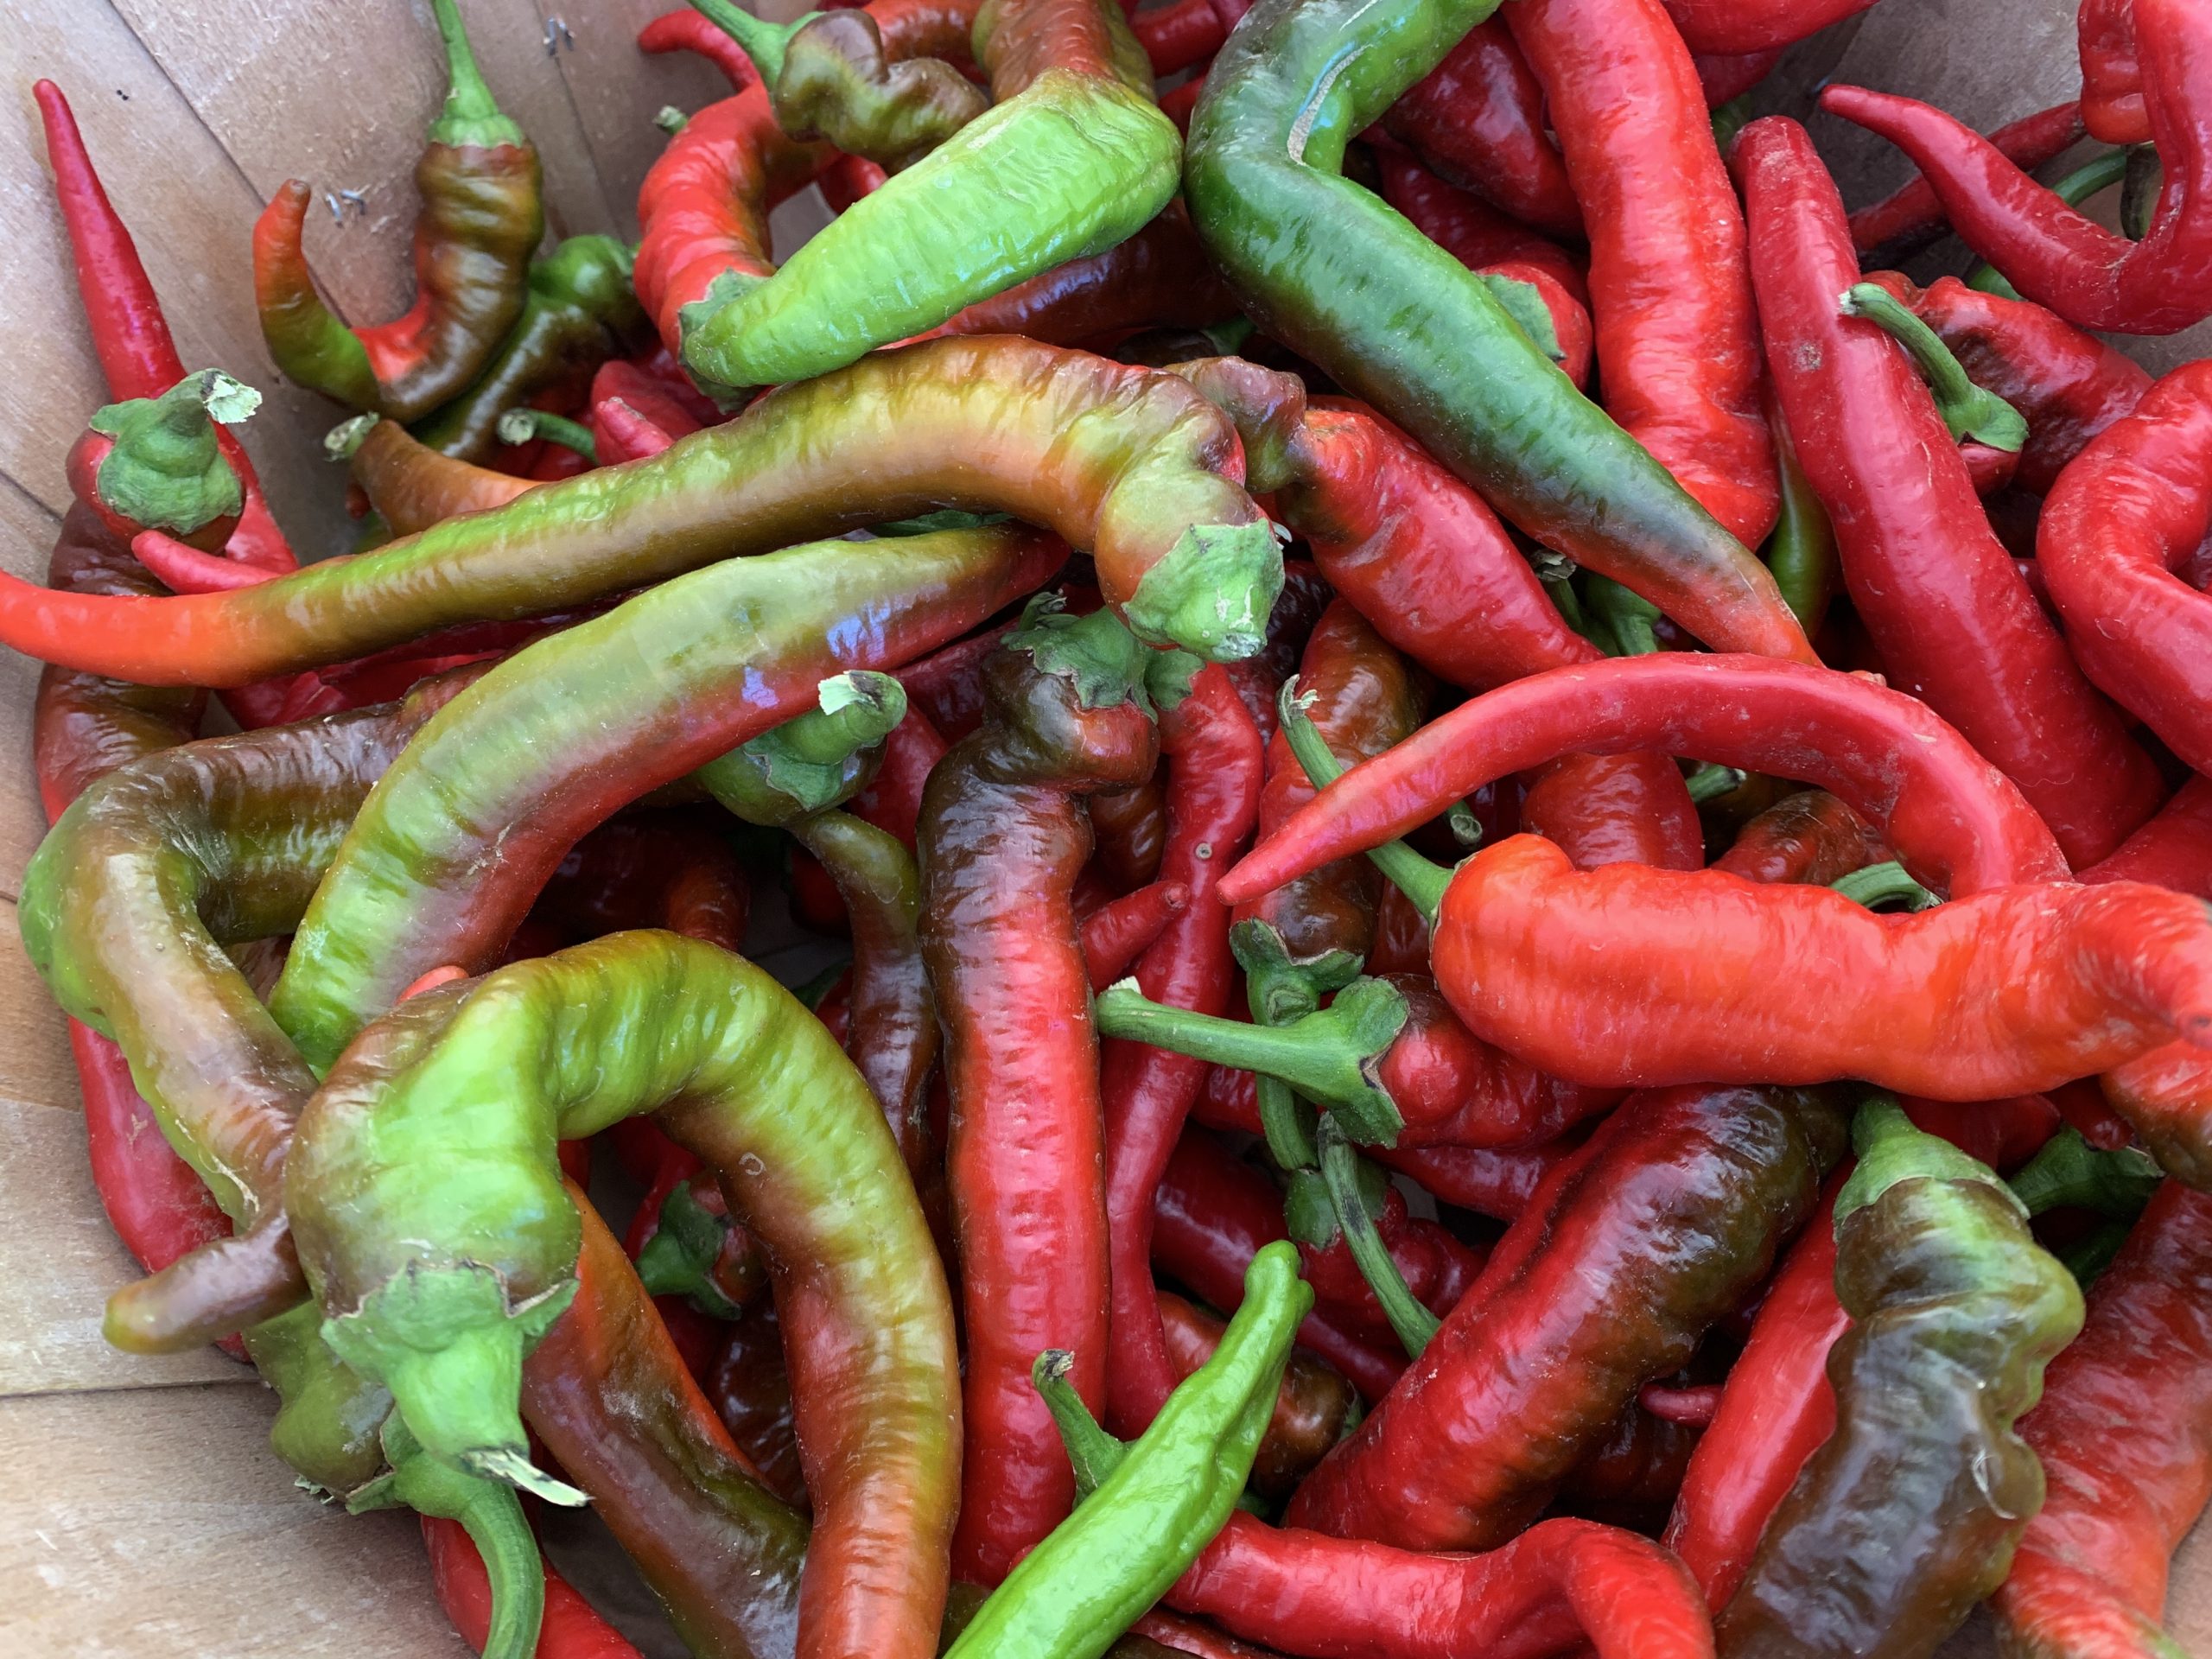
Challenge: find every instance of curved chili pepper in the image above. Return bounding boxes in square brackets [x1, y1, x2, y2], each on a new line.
[2081, 0, 2151, 145]
[252, 0, 542, 418]
[1659, 0, 1874, 55]
[1372, 149, 1592, 391]
[1284, 1083, 1844, 1550]
[1735, 114, 2162, 867]
[2084, 773, 2212, 899]
[0, 339, 1273, 682]
[591, 397, 677, 464]
[1157, 1289, 1354, 1501]
[1294, 1172, 1485, 1347]
[1819, 0, 2212, 336]
[918, 604, 1176, 1580]
[1089, 778, 1169, 893]
[1381, 20, 1581, 241]
[1993, 1180, 2212, 1656]
[333, 414, 534, 536]
[1713, 789, 1891, 887]
[594, 353, 718, 438]
[1506, 0, 1778, 548]
[1557, 1403, 1704, 1528]
[1861, 271, 2152, 497]
[930, 202, 1240, 346]
[1182, 0, 1815, 664]
[639, 7, 760, 92]
[424, 1516, 639, 1659]
[1131, 0, 1227, 75]
[792, 700, 952, 926]
[1714, 1100, 2082, 1656]
[2040, 359, 2212, 778]
[680, 0, 1179, 393]
[1081, 879, 1192, 986]
[1849, 98, 2088, 252]
[272, 527, 1053, 1071]
[286, 933, 959, 1659]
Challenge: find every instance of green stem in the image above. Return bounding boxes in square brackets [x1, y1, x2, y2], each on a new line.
[1685, 761, 1747, 804]
[1967, 149, 2131, 297]
[88, 370, 256, 535]
[1583, 573, 1662, 656]
[690, 0, 808, 90]
[1277, 679, 1451, 925]
[2054, 1217, 2134, 1288]
[428, 0, 525, 148]
[1830, 860, 1940, 912]
[2121, 144, 2163, 242]
[1836, 1096, 2017, 1228]
[1841, 283, 2028, 454]
[495, 408, 597, 464]
[1317, 1118, 1438, 1357]
[1033, 1350, 1130, 1500]
[1711, 94, 1755, 156]
[2008, 1127, 2163, 1220]
[696, 670, 907, 821]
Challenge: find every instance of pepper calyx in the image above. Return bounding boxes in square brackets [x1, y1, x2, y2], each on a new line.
[1124, 520, 1284, 663]
[88, 370, 253, 534]
[1835, 1096, 2024, 1231]
[1008, 598, 1162, 712]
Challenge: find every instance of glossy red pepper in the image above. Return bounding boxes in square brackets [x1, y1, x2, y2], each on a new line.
[1694, 48, 1783, 108]
[1736, 116, 2163, 867]
[1129, 0, 1227, 75]
[1847, 101, 2086, 261]
[1381, 20, 1581, 241]
[2084, 774, 2212, 900]
[1081, 879, 1192, 988]
[2081, 0, 2152, 145]
[1508, 0, 1779, 549]
[639, 6, 761, 91]
[1088, 778, 1170, 894]
[929, 203, 1238, 346]
[1658, 0, 1876, 54]
[1713, 789, 1892, 887]
[1373, 1139, 1573, 1223]
[423, 1517, 639, 1658]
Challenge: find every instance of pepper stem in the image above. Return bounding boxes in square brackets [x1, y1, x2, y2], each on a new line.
[1278, 679, 1452, 925]
[1316, 1118, 1439, 1357]
[697, 671, 906, 823]
[87, 369, 255, 535]
[1835, 1096, 2020, 1229]
[2007, 1127, 2163, 1220]
[690, 0, 810, 92]
[1831, 860, 1940, 912]
[1684, 761, 1747, 804]
[634, 1180, 746, 1318]
[427, 0, 526, 149]
[1234, 919, 1361, 1171]
[1841, 283, 2028, 454]
[495, 408, 598, 464]
[1033, 1350, 1130, 1501]
[1967, 149, 2133, 296]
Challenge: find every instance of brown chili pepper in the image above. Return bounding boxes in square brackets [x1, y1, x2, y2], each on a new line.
[332, 414, 534, 537]
[708, 1297, 810, 1513]
[1713, 789, 1893, 887]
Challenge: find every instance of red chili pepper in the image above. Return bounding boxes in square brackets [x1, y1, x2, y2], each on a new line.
[1694, 48, 1783, 108]
[423, 1516, 639, 1658]
[1658, 0, 1877, 55]
[928, 203, 1238, 347]
[1847, 100, 2086, 261]
[1373, 1139, 1575, 1222]
[1373, 149, 1594, 391]
[1381, 19, 1582, 241]
[1083, 878, 1194, 987]
[590, 397, 677, 464]
[1820, 0, 2212, 336]
[1507, 0, 1780, 549]
[1158, 72, 1206, 135]
[589, 359, 709, 447]
[899, 624, 1019, 742]
[2040, 360, 2212, 779]
[2084, 774, 2212, 899]
[1129, 0, 1227, 77]
[1518, 750, 1703, 874]
[1897, 1093, 2061, 1173]
[1295, 1176, 1486, 1349]
[2080, 0, 2151, 144]
[821, 149, 891, 210]
[1713, 789, 1892, 887]
[639, 7, 760, 91]
[708, 1297, 809, 1510]
[1736, 116, 2163, 867]
[1088, 777, 1169, 894]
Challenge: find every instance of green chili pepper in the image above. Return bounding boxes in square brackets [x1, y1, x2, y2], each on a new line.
[1763, 402, 1839, 637]
[1182, 0, 1814, 664]
[1714, 1096, 2084, 1658]
[943, 1240, 1311, 1659]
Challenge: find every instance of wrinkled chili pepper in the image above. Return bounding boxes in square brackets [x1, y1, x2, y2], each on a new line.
[1374, 1139, 1573, 1222]
[1848, 100, 2085, 262]
[1993, 1180, 2212, 1656]
[918, 602, 1179, 1580]
[1157, 1289, 1354, 1501]
[591, 396, 678, 464]
[1381, 20, 1581, 241]
[2081, 0, 2151, 145]
[680, 0, 1179, 393]
[0, 338, 1274, 680]
[1284, 1083, 1845, 1550]
[1713, 1100, 2082, 1658]
[2039, 359, 2212, 778]
[1506, 0, 1779, 548]
[1735, 115, 2163, 867]
[1819, 0, 2212, 335]
[286, 934, 959, 1659]
[253, 0, 543, 418]
[1182, 0, 1815, 665]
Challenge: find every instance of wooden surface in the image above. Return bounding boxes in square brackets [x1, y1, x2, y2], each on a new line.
[0, 0, 2208, 1653]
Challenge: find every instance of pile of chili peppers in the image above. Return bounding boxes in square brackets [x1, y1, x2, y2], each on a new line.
[17, 0, 2212, 1652]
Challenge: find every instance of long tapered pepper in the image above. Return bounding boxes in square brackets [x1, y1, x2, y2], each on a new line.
[1506, 0, 1778, 548]
[1103, 664, 1263, 1433]
[1181, 0, 1814, 664]
[286, 934, 958, 1659]
[334, 414, 535, 536]
[2039, 359, 2212, 778]
[1735, 115, 2163, 868]
[271, 524, 1058, 1071]
[1848, 100, 2088, 262]
[1713, 1101, 2082, 1657]
[1819, 0, 2212, 335]
[680, 0, 1179, 392]
[2085, 774, 2212, 900]
[253, 0, 541, 418]
[1381, 20, 1581, 241]
[1083, 880, 1192, 986]
[0, 338, 1273, 680]
[1283, 1083, 1845, 1550]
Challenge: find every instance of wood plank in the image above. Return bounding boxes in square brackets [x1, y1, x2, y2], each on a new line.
[0, 480, 57, 900]
[0, 1384, 467, 1656]
[0, 900, 86, 1111]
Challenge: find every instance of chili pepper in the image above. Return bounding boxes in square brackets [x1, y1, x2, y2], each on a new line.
[1992, 1181, 2212, 1656]
[1284, 1082, 1844, 1549]
[2008, 1124, 2164, 1221]
[493, 408, 594, 465]
[1089, 779, 1169, 895]
[594, 352, 719, 436]
[1862, 271, 2152, 497]
[918, 603, 1181, 1580]
[253, 0, 542, 418]
[1128, 1611, 1281, 1659]
[34, 79, 295, 574]
[410, 238, 651, 464]
[1660, 0, 1876, 54]
[1373, 1139, 1572, 1222]
[691, 0, 987, 171]
[424, 1516, 639, 1659]
[1713, 789, 1890, 886]
[1372, 149, 1593, 391]
[2040, 359, 2212, 779]
[330, 414, 535, 537]
[709, 1297, 810, 1511]
[271, 528, 1046, 1073]
[2084, 774, 2212, 899]
[1758, 397, 1842, 640]
[591, 397, 677, 464]
[1182, 0, 1815, 665]
[534, 810, 751, 953]
[1961, 146, 2138, 300]
[1556, 1403, 1704, 1528]
[1849, 100, 2086, 262]
[679, 0, 1178, 394]
[791, 699, 952, 926]
[1506, 0, 1778, 549]
[945, 1242, 1306, 1659]
[639, 7, 760, 92]
[65, 370, 257, 553]
[1736, 115, 2163, 867]
[1518, 750, 1704, 873]
[0, 339, 1273, 681]
[1381, 20, 1582, 241]
[1292, 1163, 1485, 1345]
[1696, 49, 1783, 109]
[1839, 280, 2031, 462]
[2082, 0, 2152, 145]
[930, 203, 1241, 346]
[1157, 1290, 1354, 1502]
[1131, 0, 1227, 75]
[1081, 880, 1192, 987]
[1819, 0, 2212, 336]
[1714, 1099, 2082, 1657]
[286, 933, 959, 1659]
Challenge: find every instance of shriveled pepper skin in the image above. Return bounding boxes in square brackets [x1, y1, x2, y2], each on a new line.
[270, 524, 1058, 1071]
[1285, 1084, 1844, 1550]
[0, 339, 1274, 680]
[1736, 116, 2163, 868]
[918, 615, 1162, 1581]
[2041, 360, 2212, 779]
[1714, 1104, 2082, 1658]
[1993, 1182, 2212, 1659]
[1182, 0, 1814, 665]
[1382, 20, 1581, 241]
[287, 936, 958, 1659]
